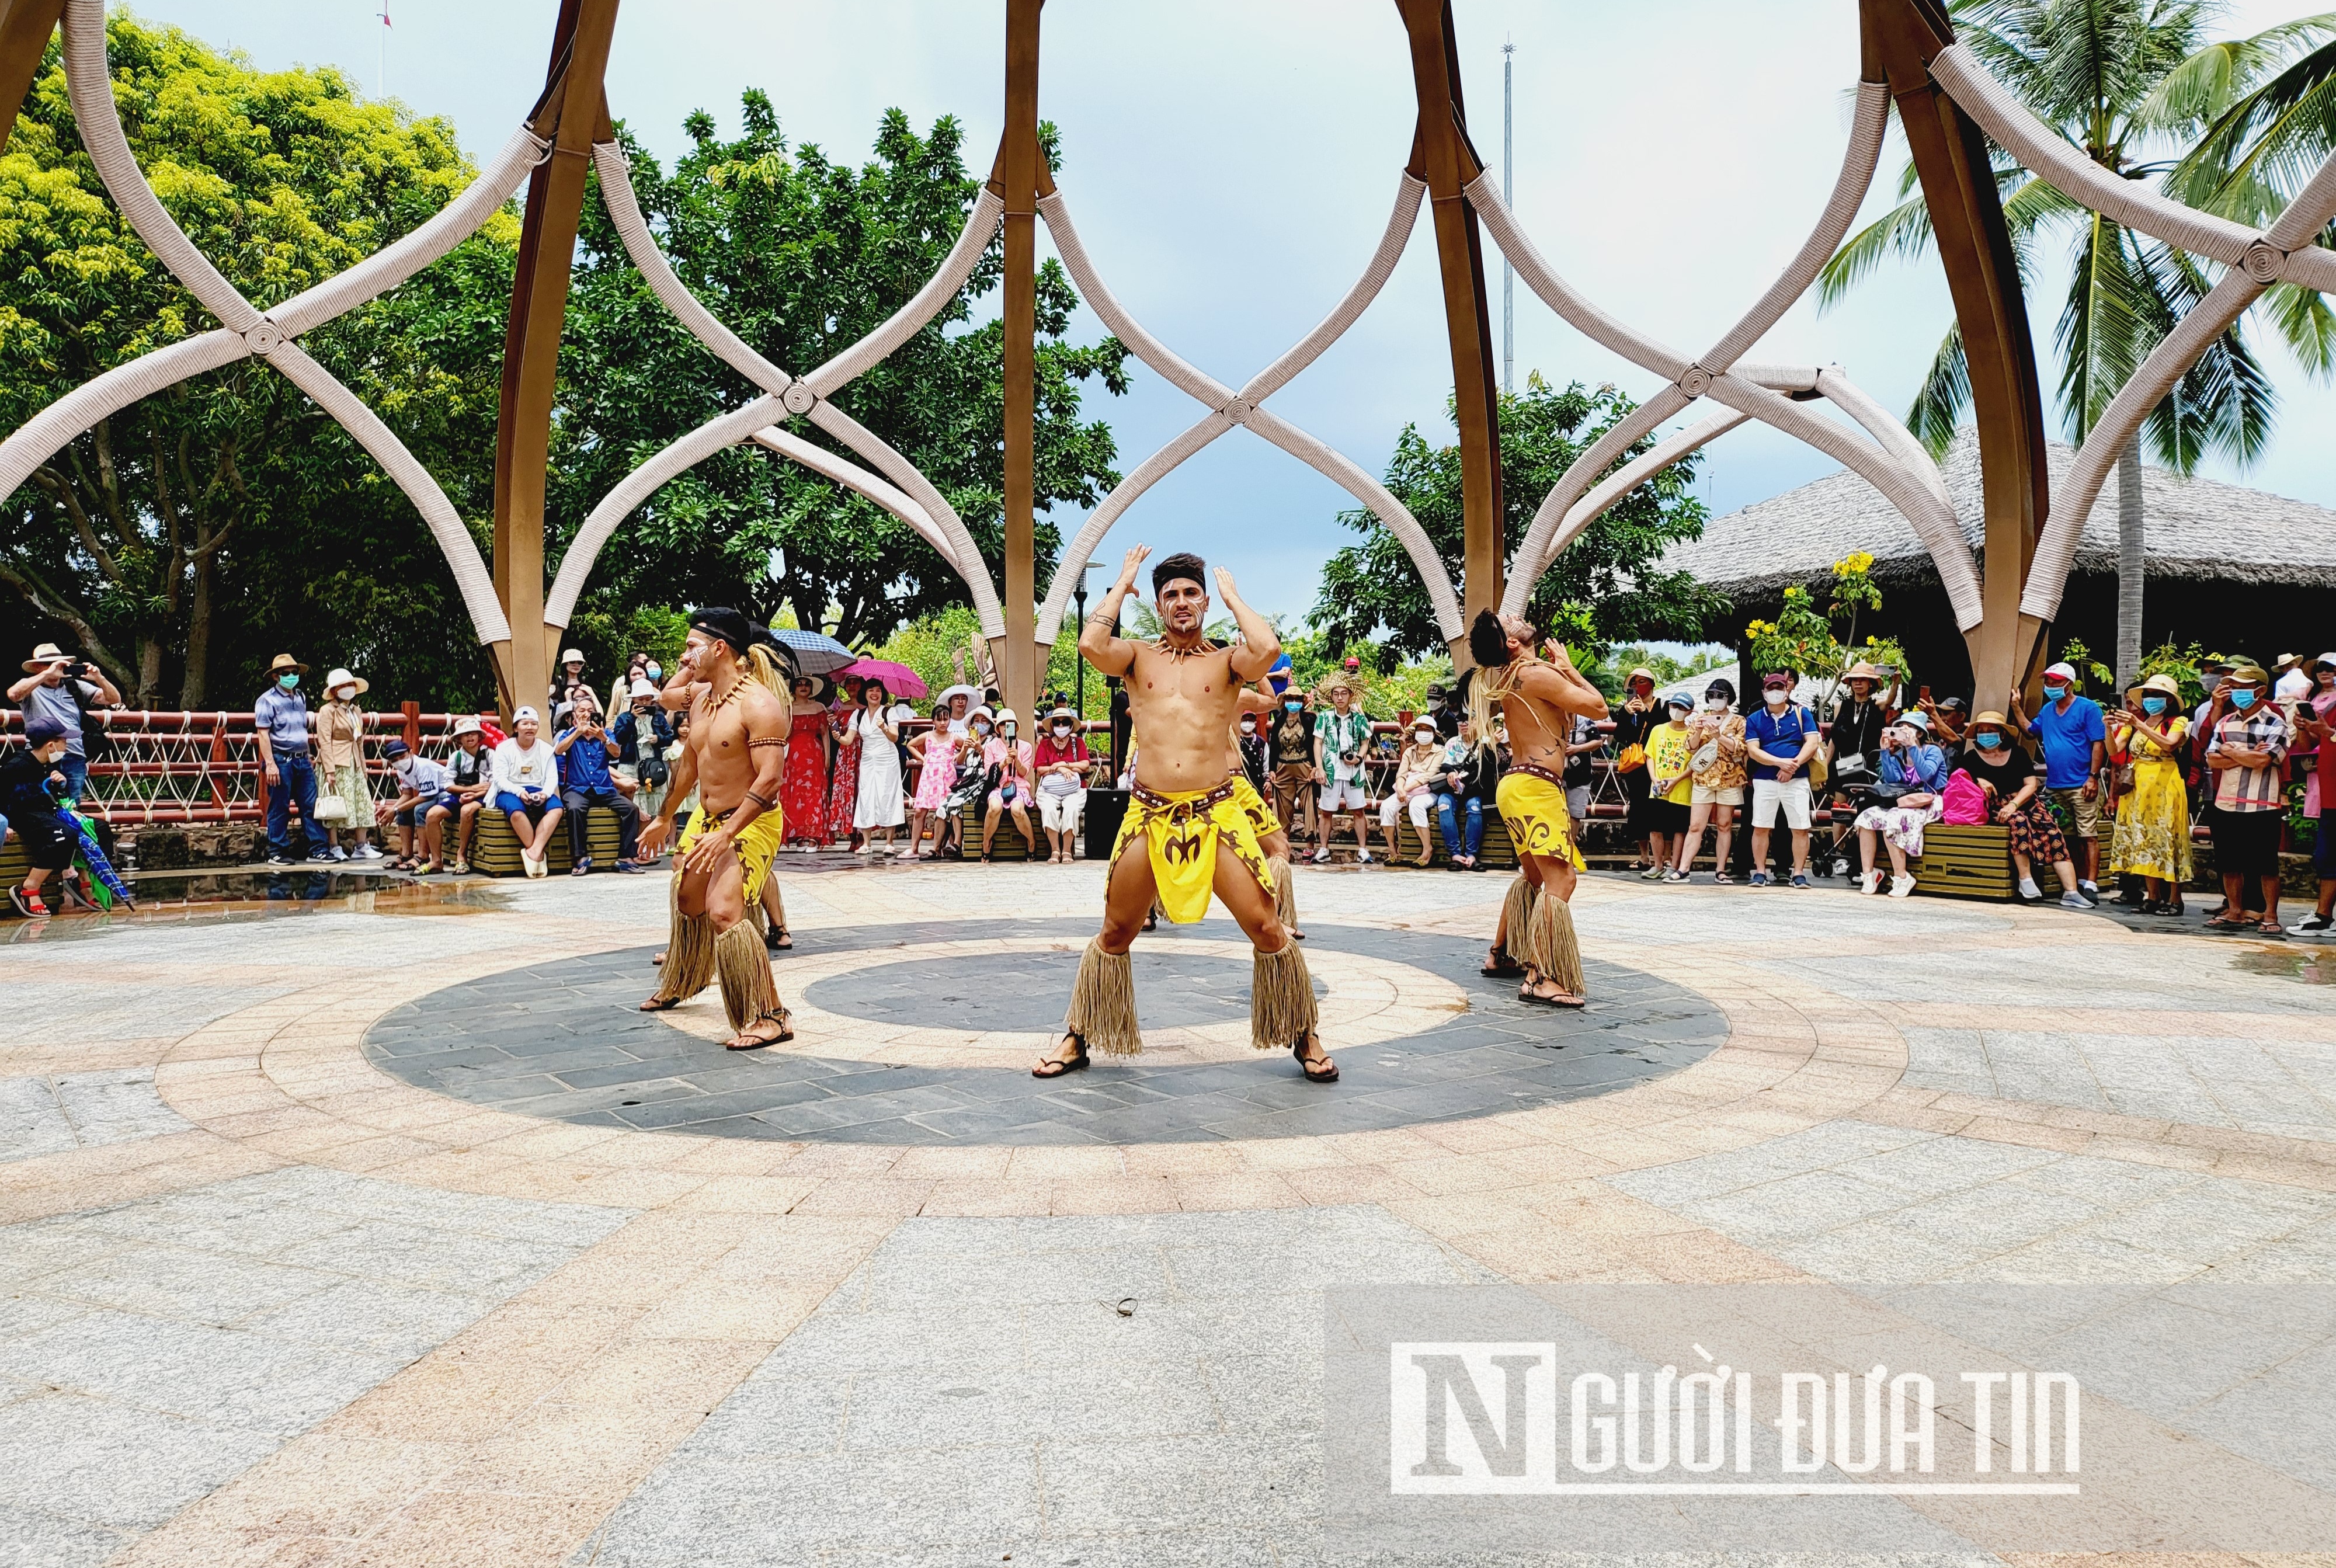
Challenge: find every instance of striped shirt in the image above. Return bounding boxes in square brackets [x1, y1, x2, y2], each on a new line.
[2208, 708, 2292, 813]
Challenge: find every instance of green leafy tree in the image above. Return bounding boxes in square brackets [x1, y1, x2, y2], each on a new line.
[1819, 0, 2334, 689]
[0, 15, 512, 705]
[1308, 374, 1718, 664]
[552, 99, 1129, 645]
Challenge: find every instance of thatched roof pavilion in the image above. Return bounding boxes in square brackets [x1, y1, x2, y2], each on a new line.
[1656, 429, 2336, 698]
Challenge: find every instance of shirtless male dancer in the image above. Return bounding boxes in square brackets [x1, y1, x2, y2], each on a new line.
[1471, 610, 1609, 1007]
[636, 609, 795, 1050]
[1033, 547, 1334, 1082]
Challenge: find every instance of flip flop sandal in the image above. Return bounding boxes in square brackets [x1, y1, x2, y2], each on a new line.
[637, 995, 683, 1012]
[725, 1010, 794, 1051]
[2202, 916, 2247, 933]
[1292, 1034, 1339, 1083]
[764, 927, 793, 952]
[2257, 921, 2288, 937]
[1032, 1033, 1090, 1078]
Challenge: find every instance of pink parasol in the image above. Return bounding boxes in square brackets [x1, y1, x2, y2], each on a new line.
[837, 658, 928, 700]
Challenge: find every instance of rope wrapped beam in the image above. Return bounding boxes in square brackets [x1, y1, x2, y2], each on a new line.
[544, 139, 1006, 635]
[1035, 175, 1462, 645]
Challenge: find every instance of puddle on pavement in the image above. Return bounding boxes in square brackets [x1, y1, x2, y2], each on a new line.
[2230, 947, 2336, 984]
[3, 870, 511, 943]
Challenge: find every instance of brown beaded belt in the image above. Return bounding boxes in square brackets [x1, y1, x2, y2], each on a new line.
[1506, 762, 1565, 790]
[1131, 776, 1240, 824]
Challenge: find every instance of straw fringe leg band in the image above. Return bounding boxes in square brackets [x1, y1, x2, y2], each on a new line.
[1251, 940, 1319, 1051]
[712, 919, 785, 1035]
[1526, 887, 1586, 999]
[1499, 874, 1539, 969]
[1063, 940, 1142, 1056]
[652, 874, 718, 1004]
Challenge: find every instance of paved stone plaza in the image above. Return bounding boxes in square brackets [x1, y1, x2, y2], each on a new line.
[2, 861, 2332, 1564]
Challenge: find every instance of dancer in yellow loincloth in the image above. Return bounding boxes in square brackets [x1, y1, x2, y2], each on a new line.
[635, 610, 797, 1050]
[1033, 547, 1333, 1083]
[1472, 610, 1607, 1008]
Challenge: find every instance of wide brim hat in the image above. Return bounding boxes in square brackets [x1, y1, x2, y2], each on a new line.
[795, 672, 836, 704]
[2274, 652, 2305, 671]
[1844, 661, 1890, 682]
[22, 642, 68, 672]
[935, 684, 980, 710]
[322, 667, 368, 697]
[451, 716, 482, 737]
[2138, 673, 2182, 698]
[1313, 673, 1360, 701]
[266, 653, 309, 676]
[1968, 709, 2011, 732]
[1045, 705, 1077, 722]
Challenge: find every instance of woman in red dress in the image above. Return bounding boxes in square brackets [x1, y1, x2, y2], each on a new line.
[780, 675, 833, 847]
[824, 675, 863, 849]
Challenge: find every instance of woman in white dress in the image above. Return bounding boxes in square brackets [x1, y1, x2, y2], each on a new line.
[850, 679, 905, 853]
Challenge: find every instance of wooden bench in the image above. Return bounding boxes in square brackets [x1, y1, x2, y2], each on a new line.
[1906, 823, 2017, 902]
[471, 806, 628, 877]
[957, 798, 1042, 860]
[1389, 806, 1521, 871]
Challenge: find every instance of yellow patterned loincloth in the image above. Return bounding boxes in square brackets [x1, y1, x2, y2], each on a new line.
[1496, 766, 1586, 870]
[1112, 774, 1277, 925]
[1230, 775, 1278, 840]
[676, 801, 787, 902]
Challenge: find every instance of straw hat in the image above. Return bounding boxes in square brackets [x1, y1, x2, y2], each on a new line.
[1314, 672, 1360, 702]
[322, 667, 368, 698]
[451, 716, 482, 738]
[1845, 660, 1890, 683]
[1967, 710, 2012, 742]
[2138, 673, 2182, 698]
[21, 641, 70, 673]
[265, 652, 308, 676]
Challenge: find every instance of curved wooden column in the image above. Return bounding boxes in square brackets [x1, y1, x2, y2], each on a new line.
[1396, 0, 1503, 666]
[1861, 0, 2051, 704]
[0, 0, 62, 150]
[489, 0, 620, 718]
[991, 0, 1043, 724]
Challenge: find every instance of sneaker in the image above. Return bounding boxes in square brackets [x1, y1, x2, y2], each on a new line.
[2075, 886, 2100, 907]
[2289, 913, 2332, 936]
[1639, 864, 1666, 881]
[306, 849, 338, 864]
[1831, 857, 1852, 879]
[1663, 868, 1689, 883]
[1858, 870, 1882, 895]
[326, 845, 349, 863]
[265, 854, 297, 867]
[1356, 849, 1374, 865]
[1748, 871, 1771, 888]
[2079, 879, 2099, 899]
[1889, 874, 1916, 899]
[2059, 891, 2092, 909]
[1311, 847, 1330, 865]
[352, 843, 383, 861]
[1791, 872, 1811, 889]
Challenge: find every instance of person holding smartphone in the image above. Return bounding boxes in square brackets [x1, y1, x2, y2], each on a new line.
[10, 642, 121, 806]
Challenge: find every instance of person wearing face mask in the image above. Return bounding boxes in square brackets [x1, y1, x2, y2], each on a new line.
[2, 716, 81, 917]
[978, 707, 1036, 861]
[2106, 674, 2192, 916]
[1610, 666, 1664, 872]
[1671, 679, 1746, 884]
[1851, 713, 1949, 897]
[492, 706, 567, 877]
[1960, 711, 2090, 906]
[2287, 655, 2336, 936]
[1267, 687, 1318, 846]
[2009, 660, 2108, 899]
[1236, 705, 1270, 795]
[1034, 707, 1094, 863]
[377, 738, 453, 875]
[1376, 721, 1446, 867]
[253, 653, 332, 866]
[315, 667, 382, 863]
[1743, 673, 1820, 888]
[2202, 663, 2292, 935]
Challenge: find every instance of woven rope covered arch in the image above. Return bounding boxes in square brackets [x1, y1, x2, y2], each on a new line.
[0, 0, 548, 645]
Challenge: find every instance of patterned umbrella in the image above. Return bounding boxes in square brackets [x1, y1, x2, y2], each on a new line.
[839, 658, 929, 701]
[766, 627, 857, 677]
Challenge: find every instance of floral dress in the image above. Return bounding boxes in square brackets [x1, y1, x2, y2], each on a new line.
[823, 704, 859, 843]
[780, 707, 829, 845]
[912, 724, 961, 810]
[2108, 717, 2192, 882]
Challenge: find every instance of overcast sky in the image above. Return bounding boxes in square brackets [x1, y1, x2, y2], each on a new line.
[148, 0, 2336, 624]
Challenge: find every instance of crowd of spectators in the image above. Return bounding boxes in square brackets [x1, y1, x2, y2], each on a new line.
[4, 636, 2331, 936]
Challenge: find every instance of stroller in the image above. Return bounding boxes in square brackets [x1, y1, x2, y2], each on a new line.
[1814, 761, 1881, 879]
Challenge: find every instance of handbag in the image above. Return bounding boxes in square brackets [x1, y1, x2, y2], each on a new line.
[1614, 743, 1646, 774]
[310, 791, 349, 824]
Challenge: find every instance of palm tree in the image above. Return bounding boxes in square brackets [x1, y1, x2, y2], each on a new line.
[1820, 0, 2332, 688]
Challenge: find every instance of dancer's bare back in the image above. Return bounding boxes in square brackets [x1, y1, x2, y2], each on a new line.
[1494, 638, 1607, 771]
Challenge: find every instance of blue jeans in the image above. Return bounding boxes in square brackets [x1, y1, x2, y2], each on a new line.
[56, 752, 87, 805]
[266, 755, 326, 859]
[1436, 792, 1483, 860]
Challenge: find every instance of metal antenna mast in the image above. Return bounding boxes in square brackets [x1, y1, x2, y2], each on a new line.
[1501, 37, 1514, 396]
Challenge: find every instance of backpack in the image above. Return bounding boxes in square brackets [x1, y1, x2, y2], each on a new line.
[1939, 769, 1988, 825]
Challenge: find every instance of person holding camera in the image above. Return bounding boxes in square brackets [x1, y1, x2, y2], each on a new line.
[610, 679, 675, 826]
[553, 690, 643, 875]
[1851, 712, 1950, 896]
[11, 642, 120, 806]
[1312, 674, 1375, 864]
